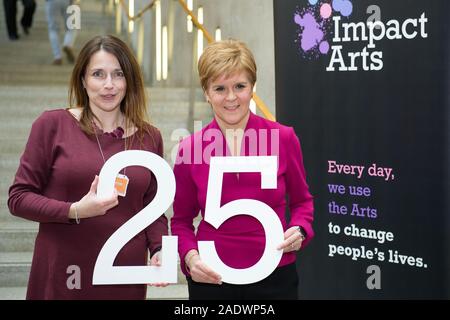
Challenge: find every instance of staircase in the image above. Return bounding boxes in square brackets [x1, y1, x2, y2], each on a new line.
[0, 0, 210, 300]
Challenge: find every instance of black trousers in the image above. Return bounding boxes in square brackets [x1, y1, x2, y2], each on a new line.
[3, 0, 36, 37]
[187, 263, 299, 300]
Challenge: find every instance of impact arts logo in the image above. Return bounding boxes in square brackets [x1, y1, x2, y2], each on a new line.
[294, 0, 428, 71]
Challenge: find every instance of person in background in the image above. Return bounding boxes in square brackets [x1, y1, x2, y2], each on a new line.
[8, 35, 168, 299]
[170, 39, 314, 299]
[3, 0, 36, 40]
[45, 0, 77, 65]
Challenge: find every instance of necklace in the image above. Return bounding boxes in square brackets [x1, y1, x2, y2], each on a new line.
[93, 117, 129, 197]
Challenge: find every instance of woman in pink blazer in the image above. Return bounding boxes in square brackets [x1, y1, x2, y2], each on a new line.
[171, 39, 314, 299]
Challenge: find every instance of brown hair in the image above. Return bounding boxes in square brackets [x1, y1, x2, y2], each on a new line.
[69, 35, 149, 142]
[198, 39, 257, 91]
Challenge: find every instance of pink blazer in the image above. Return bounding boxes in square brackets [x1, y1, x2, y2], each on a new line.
[171, 112, 314, 275]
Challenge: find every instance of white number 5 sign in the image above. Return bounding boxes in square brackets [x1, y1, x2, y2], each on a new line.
[199, 156, 284, 284]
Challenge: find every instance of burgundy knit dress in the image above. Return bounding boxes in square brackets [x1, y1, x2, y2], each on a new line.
[8, 109, 168, 300]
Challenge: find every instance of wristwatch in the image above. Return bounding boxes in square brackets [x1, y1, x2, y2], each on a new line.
[297, 226, 307, 241]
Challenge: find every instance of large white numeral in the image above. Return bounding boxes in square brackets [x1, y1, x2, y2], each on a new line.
[198, 156, 284, 284]
[92, 153, 284, 285]
[93, 150, 178, 285]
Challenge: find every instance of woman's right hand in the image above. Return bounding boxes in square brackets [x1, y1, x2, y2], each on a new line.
[185, 250, 222, 285]
[69, 175, 119, 220]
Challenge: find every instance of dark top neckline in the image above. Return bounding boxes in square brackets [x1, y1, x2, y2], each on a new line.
[92, 122, 125, 139]
[64, 108, 137, 140]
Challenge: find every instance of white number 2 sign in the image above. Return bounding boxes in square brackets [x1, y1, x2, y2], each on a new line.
[93, 150, 178, 285]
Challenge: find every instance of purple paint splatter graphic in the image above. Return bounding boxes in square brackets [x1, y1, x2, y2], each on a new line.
[319, 41, 330, 54]
[294, 12, 324, 52]
[294, 0, 353, 59]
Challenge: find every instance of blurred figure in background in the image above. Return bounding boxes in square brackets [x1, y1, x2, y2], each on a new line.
[45, 0, 77, 65]
[3, 0, 36, 40]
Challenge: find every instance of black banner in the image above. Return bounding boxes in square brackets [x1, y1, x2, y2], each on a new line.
[274, 0, 449, 299]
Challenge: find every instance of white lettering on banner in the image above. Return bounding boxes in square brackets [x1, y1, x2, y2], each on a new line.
[327, 12, 428, 72]
[332, 14, 428, 45]
[93, 150, 178, 285]
[199, 156, 284, 285]
[92, 151, 284, 285]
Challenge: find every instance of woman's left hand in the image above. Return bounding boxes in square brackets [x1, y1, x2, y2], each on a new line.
[277, 226, 305, 253]
[147, 251, 169, 287]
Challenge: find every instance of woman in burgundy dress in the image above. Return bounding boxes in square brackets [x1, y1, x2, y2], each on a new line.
[8, 35, 168, 299]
